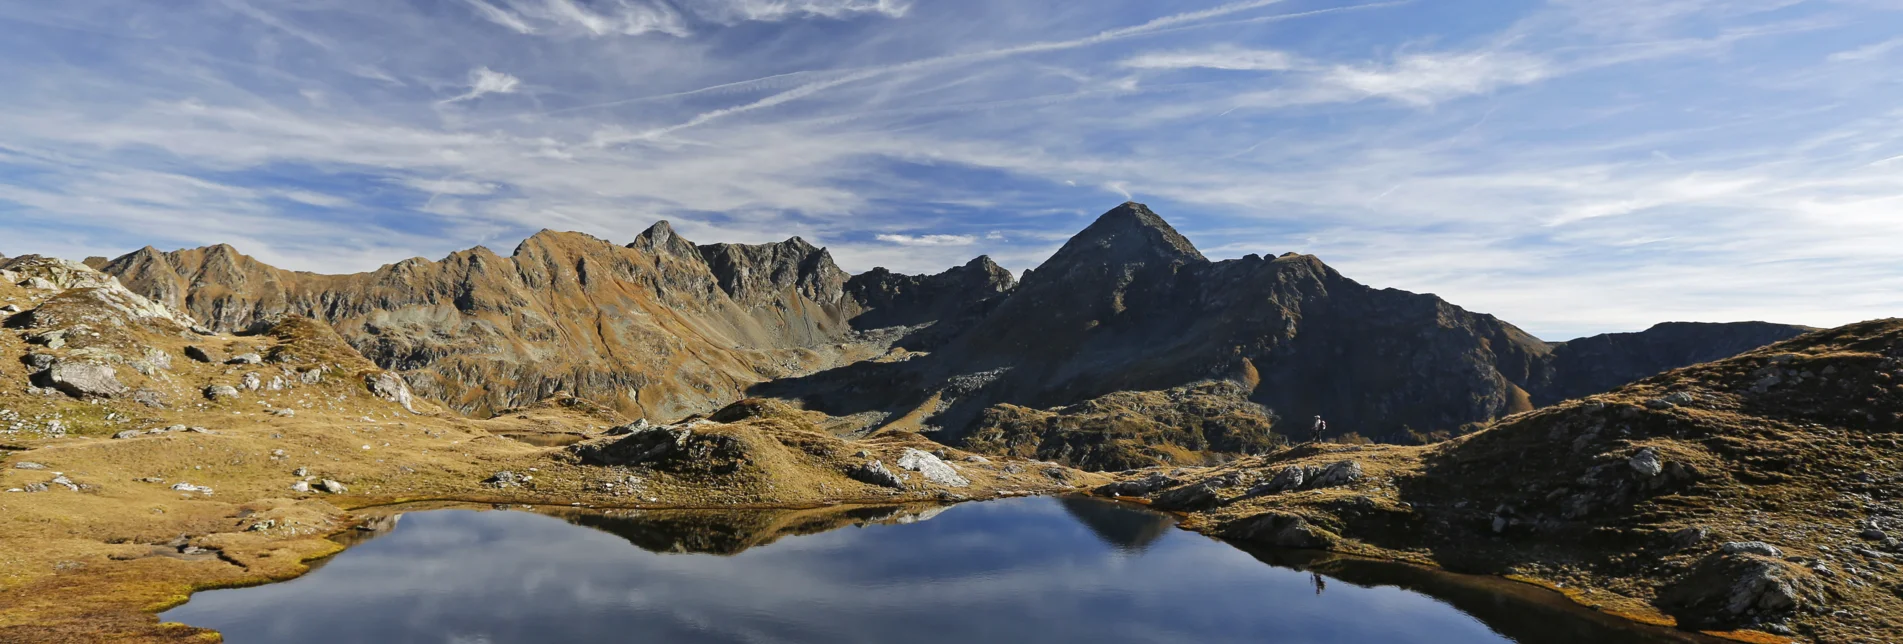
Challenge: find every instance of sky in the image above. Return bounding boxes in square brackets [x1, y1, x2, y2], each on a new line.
[1, 0, 1901, 340]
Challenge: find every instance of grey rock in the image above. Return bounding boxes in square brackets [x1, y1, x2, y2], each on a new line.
[1308, 461, 1364, 488]
[113, 429, 145, 440]
[49, 475, 79, 491]
[1663, 391, 1697, 406]
[23, 353, 56, 371]
[365, 372, 417, 413]
[227, 353, 263, 365]
[0, 304, 19, 314]
[1860, 528, 1889, 541]
[1492, 515, 1510, 534]
[317, 479, 348, 494]
[1247, 466, 1306, 496]
[130, 389, 167, 408]
[485, 471, 525, 489]
[1152, 481, 1222, 511]
[171, 482, 213, 494]
[20, 276, 56, 290]
[1099, 473, 1179, 497]
[12, 462, 47, 470]
[293, 467, 308, 477]
[895, 448, 970, 487]
[289, 481, 311, 493]
[31, 331, 66, 350]
[603, 419, 651, 436]
[22, 482, 48, 493]
[1722, 541, 1784, 558]
[45, 363, 128, 399]
[848, 460, 907, 489]
[1224, 511, 1338, 549]
[963, 455, 991, 464]
[1629, 448, 1664, 478]
[1672, 527, 1711, 550]
[241, 372, 262, 391]
[204, 385, 240, 400]
[300, 369, 324, 384]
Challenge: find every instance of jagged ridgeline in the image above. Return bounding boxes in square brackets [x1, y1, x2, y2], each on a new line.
[100, 204, 1809, 469]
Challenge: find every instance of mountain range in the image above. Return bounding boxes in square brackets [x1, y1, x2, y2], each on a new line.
[96, 203, 1809, 467]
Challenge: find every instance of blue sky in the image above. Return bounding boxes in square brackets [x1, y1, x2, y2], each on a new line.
[1, 0, 1900, 339]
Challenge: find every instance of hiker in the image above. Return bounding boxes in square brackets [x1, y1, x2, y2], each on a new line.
[1311, 415, 1327, 444]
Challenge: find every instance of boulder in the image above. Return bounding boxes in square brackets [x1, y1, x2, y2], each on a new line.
[130, 389, 167, 408]
[227, 353, 263, 365]
[1247, 466, 1306, 496]
[1098, 473, 1179, 497]
[1720, 541, 1784, 558]
[23, 353, 56, 371]
[848, 461, 907, 489]
[184, 346, 220, 363]
[289, 481, 311, 493]
[44, 363, 128, 399]
[317, 479, 348, 494]
[241, 372, 262, 391]
[1152, 481, 1223, 511]
[113, 430, 144, 440]
[13, 462, 48, 470]
[1660, 551, 1819, 629]
[895, 448, 970, 487]
[204, 385, 240, 400]
[1308, 461, 1363, 488]
[1223, 511, 1339, 549]
[170, 482, 213, 494]
[485, 471, 526, 489]
[1629, 448, 1664, 478]
[365, 372, 417, 413]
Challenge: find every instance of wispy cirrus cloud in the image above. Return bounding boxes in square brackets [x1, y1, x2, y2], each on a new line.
[875, 233, 977, 246]
[442, 67, 523, 104]
[1, 0, 1901, 339]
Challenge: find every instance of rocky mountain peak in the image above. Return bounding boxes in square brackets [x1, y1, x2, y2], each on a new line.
[697, 237, 848, 307]
[1038, 202, 1207, 276]
[628, 220, 703, 260]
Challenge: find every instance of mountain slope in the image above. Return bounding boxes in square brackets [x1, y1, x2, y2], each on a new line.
[765, 203, 1810, 466]
[100, 226, 876, 420]
[1128, 319, 1903, 641]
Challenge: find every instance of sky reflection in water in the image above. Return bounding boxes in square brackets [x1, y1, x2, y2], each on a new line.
[163, 497, 1706, 643]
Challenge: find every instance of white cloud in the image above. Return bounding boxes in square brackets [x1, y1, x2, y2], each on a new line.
[1121, 46, 1298, 71]
[404, 178, 499, 196]
[694, 0, 911, 23]
[1829, 37, 1903, 62]
[442, 67, 522, 104]
[465, 0, 537, 34]
[1319, 51, 1552, 106]
[875, 233, 977, 246]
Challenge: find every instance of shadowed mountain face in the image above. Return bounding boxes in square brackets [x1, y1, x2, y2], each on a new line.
[761, 203, 1810, 459]
[99, 203, 1806, 457]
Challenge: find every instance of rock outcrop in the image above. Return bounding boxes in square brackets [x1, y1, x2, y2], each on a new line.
[846, 255, 1017, 345]
[100, 227, 884, 420]
[764, 203, 1810, 461]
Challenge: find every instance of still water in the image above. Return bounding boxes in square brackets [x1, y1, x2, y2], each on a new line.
[164, 496, 1713, 643]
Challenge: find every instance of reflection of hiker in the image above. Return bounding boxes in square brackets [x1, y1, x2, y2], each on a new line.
[1311, 416, 1327, 444]
[1312, 572, 1326, 596]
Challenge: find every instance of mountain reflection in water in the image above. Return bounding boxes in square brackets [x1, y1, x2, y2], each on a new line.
[163, 497, 1718, 644]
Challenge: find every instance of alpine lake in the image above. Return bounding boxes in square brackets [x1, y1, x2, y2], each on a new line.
[162, 495, 1721, 643]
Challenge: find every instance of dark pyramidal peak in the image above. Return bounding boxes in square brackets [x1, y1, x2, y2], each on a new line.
[1038, 201, 1208, 272]
[757, 202, 1811, 469]
[96, 203, 1809, 469]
